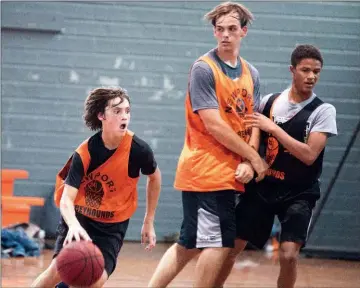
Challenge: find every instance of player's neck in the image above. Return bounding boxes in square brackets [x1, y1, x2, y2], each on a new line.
[289, 86, 312, 103]
[216, 48, 239, 67]
[101, 131, 125, 150]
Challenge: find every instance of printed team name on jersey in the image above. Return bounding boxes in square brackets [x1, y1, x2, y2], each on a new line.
[224, 88, 252, 117]
[266, 168, 285, 180]
[81, 171, 116, 193]
[75, 205, 115, 219]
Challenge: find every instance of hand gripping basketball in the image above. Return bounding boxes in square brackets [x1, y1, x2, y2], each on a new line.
[64, 223, 92, 246]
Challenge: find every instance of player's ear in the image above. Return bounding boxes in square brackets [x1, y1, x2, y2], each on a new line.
[241, 25, 248, 37]
[98, 112, 105, 121]
[289, 65, 295, 75]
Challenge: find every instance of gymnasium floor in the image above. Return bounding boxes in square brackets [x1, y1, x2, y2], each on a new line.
[2, 242, 360, 287]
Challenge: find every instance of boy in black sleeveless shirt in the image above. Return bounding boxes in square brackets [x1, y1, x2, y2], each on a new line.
[217, 45, 337, 288]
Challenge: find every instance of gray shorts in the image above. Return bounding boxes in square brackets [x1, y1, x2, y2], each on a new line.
[178, 190, 236, 249]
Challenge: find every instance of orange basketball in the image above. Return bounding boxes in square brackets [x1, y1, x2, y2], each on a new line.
[56, 241, 104, 287]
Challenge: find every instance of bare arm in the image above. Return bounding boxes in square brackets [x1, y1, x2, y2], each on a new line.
[60, 184, 91, 243]
[141, 167, 161, 250]
[198, 109, 260, 161]
[60, 184, 81, 227]
[248, 127, 261, 151]
[144, 167, 161, 223]
[235, 127, 261, 183]
[272, 127, 327, 165]
[245, 113, 328, 166]
[198, 109, 268, 180]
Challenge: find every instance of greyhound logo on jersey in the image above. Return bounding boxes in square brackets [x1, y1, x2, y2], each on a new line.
[235, 98, 247, 116]
[265, 136, 279, 166]
[82, 171, 117, 209]
[224, 88, 252, 116]
[84, 180, 104, 208]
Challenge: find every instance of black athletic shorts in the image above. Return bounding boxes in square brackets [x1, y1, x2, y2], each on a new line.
[53, 212, 129, 276]
[178, 190, 236, 249]
[236, 180, 320, 249]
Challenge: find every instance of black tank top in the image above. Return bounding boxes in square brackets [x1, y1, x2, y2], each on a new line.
[261, 93, 325, 186]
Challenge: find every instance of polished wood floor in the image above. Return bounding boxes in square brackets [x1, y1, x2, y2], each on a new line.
[2, 242, 360, 287]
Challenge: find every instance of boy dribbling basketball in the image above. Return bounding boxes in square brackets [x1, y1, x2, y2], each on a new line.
[31, 87, 162, 288]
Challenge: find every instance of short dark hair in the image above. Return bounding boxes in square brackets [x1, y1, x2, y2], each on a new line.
[291, 44, 324, 67]
[204, 1, 254, 28]
[83, 87, 130, 131]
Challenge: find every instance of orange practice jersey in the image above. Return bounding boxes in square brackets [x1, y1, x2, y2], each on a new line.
[174, 56, 254, 192]
[54, 131, 139, 223]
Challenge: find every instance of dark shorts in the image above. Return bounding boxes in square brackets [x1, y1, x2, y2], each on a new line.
[236, 180, 320, 249]
[178, 190, 236, 249]
[53, 212, 129, 276]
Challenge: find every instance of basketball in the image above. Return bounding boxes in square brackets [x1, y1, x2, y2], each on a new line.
[56, 241, 105, 287]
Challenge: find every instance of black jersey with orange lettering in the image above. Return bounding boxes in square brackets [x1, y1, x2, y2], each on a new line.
[262, 93, 324, 186]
